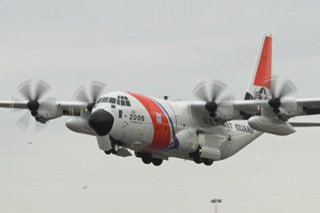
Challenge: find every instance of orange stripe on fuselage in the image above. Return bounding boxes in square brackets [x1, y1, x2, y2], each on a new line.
[254, 36, 272, 88]
[127, 92, 171, 151]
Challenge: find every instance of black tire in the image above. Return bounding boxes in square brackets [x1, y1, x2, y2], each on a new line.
[135, 152, 143, 158]
[191, 145, 202, 164]
[104, 150, 112, 155]
[203, 158, 214, 166]
[194, 156, 202, 164]
[152, 158, 163, 166]
[142, 155, 152, 164]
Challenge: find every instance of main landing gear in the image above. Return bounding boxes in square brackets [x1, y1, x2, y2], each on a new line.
[189, 146, 214, 166]
[135, 152, 163, 166]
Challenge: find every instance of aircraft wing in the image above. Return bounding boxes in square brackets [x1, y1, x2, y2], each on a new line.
[0, 100, 88, 117]
[0, 100, 29, 109]
[234, 98, 320, 117]
[295, 98, 320, 115]
[55, 101, 89, 116]
[289, 121, 320, 127]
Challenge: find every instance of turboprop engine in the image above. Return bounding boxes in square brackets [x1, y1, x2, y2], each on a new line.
[14, 80, 63, 128]
[192, 80, 239, 122]
[248, 116, 295, 136]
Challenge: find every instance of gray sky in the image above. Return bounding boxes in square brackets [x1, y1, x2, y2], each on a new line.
[1, 0, 320, 212]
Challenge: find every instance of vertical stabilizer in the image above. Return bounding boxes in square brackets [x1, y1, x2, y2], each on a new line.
[244, 33, 273, 100]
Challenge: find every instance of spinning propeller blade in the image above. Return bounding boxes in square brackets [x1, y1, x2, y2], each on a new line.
[74, 81, 105, 112]
[193, 80, 233, 117]
[265, 77, 297, 115]
[14, 79, 53, 130]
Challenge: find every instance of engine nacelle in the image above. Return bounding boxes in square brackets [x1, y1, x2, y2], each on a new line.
[248, 116, 296, 136]
[278, 98, 298, 117]
[215, 102, 240, 121]
[66, 118, 95, 135]
[175, 129, 199, 153]
[37, 99, 62, 121]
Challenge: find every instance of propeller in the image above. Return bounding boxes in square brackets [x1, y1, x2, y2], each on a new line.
[266, 77, 297, 115]
[13, 79, 53, 130]
[193, 80, 233, 117]
[73, 81, 105, 113]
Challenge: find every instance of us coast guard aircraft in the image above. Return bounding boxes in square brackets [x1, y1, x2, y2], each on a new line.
[1, 33, 320, 166]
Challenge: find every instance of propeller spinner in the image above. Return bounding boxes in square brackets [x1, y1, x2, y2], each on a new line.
[266, 77, 297, 115]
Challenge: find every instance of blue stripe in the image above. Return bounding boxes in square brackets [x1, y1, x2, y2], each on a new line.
[152, 99, 179, 150]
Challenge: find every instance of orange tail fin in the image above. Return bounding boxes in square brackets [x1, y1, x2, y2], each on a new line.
[244, 33, 273, 100]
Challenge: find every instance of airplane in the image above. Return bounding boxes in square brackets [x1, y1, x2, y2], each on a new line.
[1, 33, 320, 166]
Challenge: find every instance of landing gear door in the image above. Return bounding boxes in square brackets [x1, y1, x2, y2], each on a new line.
[199, 133, 206, 146]
[97, 135, 112, 152]
[113, 107, 126, 140]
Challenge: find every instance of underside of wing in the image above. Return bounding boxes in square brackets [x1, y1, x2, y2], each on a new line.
[296, 99, 320, 115]
[289, 121, 320, 127]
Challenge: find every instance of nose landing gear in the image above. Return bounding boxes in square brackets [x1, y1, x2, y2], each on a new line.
[104, 140, 120, 155]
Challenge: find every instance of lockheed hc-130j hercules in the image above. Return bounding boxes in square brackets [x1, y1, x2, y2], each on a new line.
[1, 33, 320, 166]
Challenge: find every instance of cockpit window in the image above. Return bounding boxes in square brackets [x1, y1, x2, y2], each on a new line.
[109, 97, 116, 104]
[97, 97, 109, 103]
[97, 96, 130, 106]
[113, 96, 131, 107]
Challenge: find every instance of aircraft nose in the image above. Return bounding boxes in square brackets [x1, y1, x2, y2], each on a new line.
[88, 109, 114, 136]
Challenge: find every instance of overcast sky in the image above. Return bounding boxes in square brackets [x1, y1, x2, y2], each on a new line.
[1, 1, 320, 213]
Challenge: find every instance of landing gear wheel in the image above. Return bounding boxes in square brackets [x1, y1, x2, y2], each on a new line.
[111, 142, 119, 154]
[142, 155, 152, 164]
[194, 157, 202, 164]
[191, 145, 202, 164]
[104, 150, 112, 155]
[152, 158, 163, 166]
[203, 158, 214, 166]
